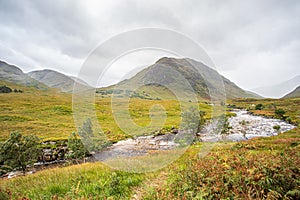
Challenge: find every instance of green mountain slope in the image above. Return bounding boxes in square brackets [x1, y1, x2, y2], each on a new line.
[0, 61, 47, 89]
[101, 57, 261, 100]
[283, 85, 300, 98]
[28, 69, 84, 92]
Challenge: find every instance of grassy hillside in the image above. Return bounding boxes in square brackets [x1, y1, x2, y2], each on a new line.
[0, 80, 75, 141]
[0, 80, 213, 142]
[28, 69, 87, 92]
[284, 85, 300, 98]
[0, 61, 47, 90]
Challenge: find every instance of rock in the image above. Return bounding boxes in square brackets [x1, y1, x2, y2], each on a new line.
[199, 109, 296, 142]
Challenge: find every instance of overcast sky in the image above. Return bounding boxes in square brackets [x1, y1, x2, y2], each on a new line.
[0, 0, 299, 89]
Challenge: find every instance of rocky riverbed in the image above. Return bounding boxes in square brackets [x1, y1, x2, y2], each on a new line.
[95, 133, 181, 161]
[95, 109, 296, 161]
[199, 109, 296, 142]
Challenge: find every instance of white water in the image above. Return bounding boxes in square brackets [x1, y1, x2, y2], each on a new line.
[200, 110, 296, 142]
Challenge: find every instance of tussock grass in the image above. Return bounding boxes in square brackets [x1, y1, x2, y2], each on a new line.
[0, 162, 145, 199]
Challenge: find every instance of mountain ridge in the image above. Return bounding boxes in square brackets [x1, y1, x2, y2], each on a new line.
[28, 69, 84, 92]
[0, 60, 48, 89]
[283, 85, 300, 98]
[102, 57, 261, 100]
[252, 75, 300, 98]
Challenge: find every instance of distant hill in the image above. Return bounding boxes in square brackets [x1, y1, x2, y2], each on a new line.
[252, 75, 300, 98]
[283, 85, 300, 98]
[100, 57, 260, 100]
[0, 61, 47, 89]
[28, 69, 87, 92]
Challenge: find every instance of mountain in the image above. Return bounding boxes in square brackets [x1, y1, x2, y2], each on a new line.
[283, 85, 300, 98]
[0, 60, 47, 89]
[252, 75, 300, 98]
[28, 69, 87, 92]
[102, 57, 260, 100]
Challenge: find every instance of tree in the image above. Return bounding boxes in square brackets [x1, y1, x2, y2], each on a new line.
[216, 114, 232, 140]
[67, 132, 89, 163]
[181, 106, 206, 134]
[0, 132, 40, 174]
[79, 118, 93, 138]
[78, 118, 95, 152]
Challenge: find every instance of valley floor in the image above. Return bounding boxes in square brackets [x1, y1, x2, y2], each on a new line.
[1, 127, 299, 199]
[0, 93, 299, 199]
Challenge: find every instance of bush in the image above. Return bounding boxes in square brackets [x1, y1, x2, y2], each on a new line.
[67, 132, 89, 163]
[0, 86, 12, 93]
[0, 132, 40, 174]
[275, 109, 286, 119]
[255, 103, 264, 110]
[273, 125, 281, 131]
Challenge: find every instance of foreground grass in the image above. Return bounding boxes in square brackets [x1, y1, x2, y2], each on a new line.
[142, 129, 300, 199]
[0, 162, 145, 199]
[1, 129, 299, 199]
[138, 98, 300, 199]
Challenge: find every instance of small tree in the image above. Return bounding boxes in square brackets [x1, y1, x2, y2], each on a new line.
[221, 116, 232, 135]
[217, 114, 232, 140]
[0, 132, 40, 174]
[79, 118, 93, 138]
[67, 132, 89, 163]
[181, 106, 206, 134]
[78, 118, 96, 152]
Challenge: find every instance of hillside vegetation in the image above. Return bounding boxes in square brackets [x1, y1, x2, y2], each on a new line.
[0, 80, 213, 142]
[284, 85, 300, 98]
[0, 61, 47, 90]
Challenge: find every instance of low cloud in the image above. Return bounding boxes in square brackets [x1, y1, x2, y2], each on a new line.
[0, 0, 299, 88]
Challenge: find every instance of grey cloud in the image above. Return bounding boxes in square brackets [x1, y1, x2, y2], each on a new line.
[0, 0, 299, 88]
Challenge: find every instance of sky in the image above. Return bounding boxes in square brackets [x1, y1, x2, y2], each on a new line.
[0, 0, 299, 89]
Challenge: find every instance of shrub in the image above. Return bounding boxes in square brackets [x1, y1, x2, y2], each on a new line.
[0, 86, 12, 93]
[275, 109, 286, 119]
[273, 125, 281, 131]
[0, 132, 40, 174]
[255, 103, 264, 110]
[67, 132, 89, 163]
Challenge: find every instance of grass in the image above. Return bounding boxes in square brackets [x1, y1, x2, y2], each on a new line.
[142, 130, 300, 199]
[0, 81, 75, 141]
[0, 162, 145, 199]
[139, 97, 300, 199]
[0, 80, 212, 142]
